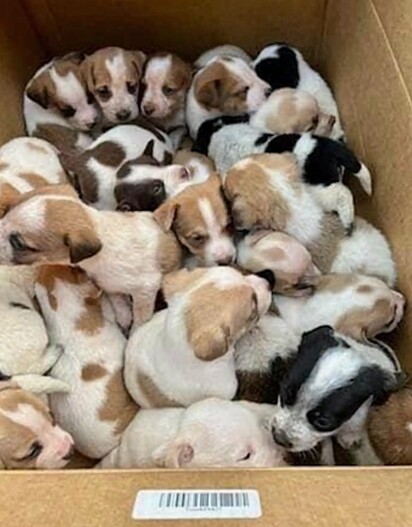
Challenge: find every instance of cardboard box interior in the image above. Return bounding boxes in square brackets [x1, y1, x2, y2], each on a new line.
[0, 1, 411, 525]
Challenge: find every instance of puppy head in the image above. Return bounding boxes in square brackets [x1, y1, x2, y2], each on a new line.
[252, 88, 335, 136]
[154, 173, 235, 266]
[26, 52, 99, 132]
[270, 326, 401, 452]
[81, 47, 146, 124]
[193, 56, 270, 115]
[163, 266, 272, 360]
[154, 398, 286, 468]
[0, 383, 74, 469]
[224, 154, 300, 231]
[0, 185, 102, 266]
[141, 53, 192, 121]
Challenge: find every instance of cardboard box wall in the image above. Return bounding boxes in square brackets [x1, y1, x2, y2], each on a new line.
[0, 0, 411, 525]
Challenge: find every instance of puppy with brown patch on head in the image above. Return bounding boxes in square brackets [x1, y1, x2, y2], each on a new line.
[0, 185, 182, 329]
[0, 381, 74, 469]
[124, 266, 272, 407]
[81, 47, 146, 125]
[59, 123, 189, 211]
[97, 398, 286, 469]
[0, 137, 67, 218]
[24, 52, 98, 153]
[224, 154, 396, 285]
[35, 265, 138, 458]
[154, 173, 235, 266]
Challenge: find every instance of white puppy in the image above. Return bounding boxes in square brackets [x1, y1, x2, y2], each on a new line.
[98, 398, 286, 468]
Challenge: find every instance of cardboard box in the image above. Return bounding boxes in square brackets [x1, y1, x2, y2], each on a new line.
[0, 0, 411, 525]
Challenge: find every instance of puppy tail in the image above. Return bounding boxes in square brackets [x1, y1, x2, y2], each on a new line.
[10, 374, 71, 394]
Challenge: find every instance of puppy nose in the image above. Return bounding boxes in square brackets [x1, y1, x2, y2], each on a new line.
[264, 86, 272, 97]
[143, 104, 155, 116]
[272, 428, 292, 449]
[116, 109, 131, 121]
[217, 255, 234, 266]
[86, 118, 98, 129]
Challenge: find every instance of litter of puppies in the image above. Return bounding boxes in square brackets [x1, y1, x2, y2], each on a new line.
[0, 41, 409, 470]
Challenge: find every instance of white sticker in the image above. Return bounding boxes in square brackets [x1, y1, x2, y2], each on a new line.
[132, 489, 262, 520]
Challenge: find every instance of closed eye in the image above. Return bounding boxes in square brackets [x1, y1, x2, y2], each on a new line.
[17, 441, 43, 461]
[235, 86, 249, 97]
[96, 85, 112, 100]
[9, 233, 38, 252]
[60, 105, 76, 118]
[127, 82, 137, 94]
[162, 85, 177, 96]
[238, 451, 253, 461]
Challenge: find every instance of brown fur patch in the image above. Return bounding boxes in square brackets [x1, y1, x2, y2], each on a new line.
[0, 182, 20, 217]
[357, 284, 374, 294]
[81, 363, 107, 381]
[157, 230, 183, 274]
[335, 298, 394, 341]
[162, 268, 209, 299]
[0, 162, 10, 172]
[307, 214, 346, 273]
[136, 372, 180, 407]
[18, 172, 49, 188]
[90, 141, 126, 167]
[36, 264, 89, 311]
[75, 294, 104, 335]
[315, 274, 360, 293]
[34, 123, 83, 154]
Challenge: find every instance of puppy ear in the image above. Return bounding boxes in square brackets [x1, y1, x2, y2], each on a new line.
[245, 230, 272, 245]
[130, 50, 147, 75]
[26, 73, 50, 109]
[192, 323, 230, 361]
[80, 58, 95, 92]
[162, 268, 208, 299]
[154, 200, 179, 231]
[194, 63, 225, 109]
[164, 442, 195, 468]
[64, 230, 102, 264]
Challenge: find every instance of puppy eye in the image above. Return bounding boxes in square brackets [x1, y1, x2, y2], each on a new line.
[189, 233, 207, 246]
[86, 91, 94, 104]
[238, 451, 252, 461]
[60, 105, 76, 118]
[153, 182, 164, 195]
[307, 410, 334, 432]
[9, 233, 36, 252]
[96, 85, 112, 100]
[127, 82, 137, 94]
[21, 441, 43, 461]
[162, 85, 177, 96]
[235, 86, 249, 97]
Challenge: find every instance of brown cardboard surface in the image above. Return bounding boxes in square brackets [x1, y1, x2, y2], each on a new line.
[1, 467, 412, 526]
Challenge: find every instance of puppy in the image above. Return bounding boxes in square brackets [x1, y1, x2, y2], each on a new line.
[224, 154, 395, 284]
[24, 52, 98, 153]
[154, 173, 236, 266]
[173, 149, 215, 187]
[0, 185, 182, 328]
[252, 43, 343, 140]
[124, 266, 272, 407]
[81, 47, 146, 125]
[270, 325, 405, 453]
[0, 381, 74, 469]
[98, 398, 286, 468]
[195, 45, 252, 67]
[140, 52, 192, 134]
[237, 230, 319, 295]
[35, 265, 138, 458]
[186, 56, 270, 138]
[59, 123, 187, 211]
[0, 137, 67, 217]
[250, 88, 335, 136]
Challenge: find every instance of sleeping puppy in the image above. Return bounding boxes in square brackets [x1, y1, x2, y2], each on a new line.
[269, 325, 405, 453]
[186, 55, 271, 138]
[59, 123, 187, 211]
[274, 273, 405, 341]
[224, 154, 396, 285]
[0, 137, 67, 217]
[0, 381, 74, 469]
[124, 266, 272, 407]
[195, 45, 252, 68]
[252, 43, 344, 140]
[24, 52, 98, 153]
[0, 185, 182, 329]
[35, 265, 138, 459]
[81, 47, 146, 125]
[236, 230, 319, 296]
[154, 173, 236, 266]
[173, 149, 215, 188]
[97, 398, 286, 469]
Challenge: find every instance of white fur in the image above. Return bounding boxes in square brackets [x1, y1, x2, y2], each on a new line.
[199, 198, 235, 264]
[195, 46, 252, 67]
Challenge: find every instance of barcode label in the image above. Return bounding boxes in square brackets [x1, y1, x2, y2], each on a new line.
[132, 489, 262, 520]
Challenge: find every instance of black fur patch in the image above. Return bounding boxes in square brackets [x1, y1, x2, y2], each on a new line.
[0, 371, 12, 381]
[264, 133, 300, 154]
[193, 114, 250, 155]
[115, 179, 166, 212]
[9, 302, 31, 310]
[254, 133, 272, 146]
[255, 269, 276, 290]
[254, 46, 300, 90]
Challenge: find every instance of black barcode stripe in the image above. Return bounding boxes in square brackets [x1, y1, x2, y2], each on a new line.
[157, 492, 250, 509]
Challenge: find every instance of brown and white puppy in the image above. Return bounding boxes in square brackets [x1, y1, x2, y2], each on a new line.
[24, 53, 98, 153]
[35, 265, 138, 459]
[0, 382, 74, 469]
[81, 47, 146, 125]
[224, 154, 396, 285]
[250, 88, 335, 136]
[195, 45, 252, 68]
[98, 398, 286, 469]
[140, 52, 192, 133]
[124, 266, 272, 407]
[236, 230, 319, 296]
[173, 149, 215, 187]
[274, 274, 405, 342]
[0, 185, 182, 329]
[0, 137, 67, 217]
[186, 56, 271, 138]
[154, 173, 235, 266]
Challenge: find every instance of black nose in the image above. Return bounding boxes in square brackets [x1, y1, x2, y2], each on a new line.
[87, 118, 98, 129]
[116, 109, 131, 121]
[272, 428, 292, 449]
[144, 105, 155, 116]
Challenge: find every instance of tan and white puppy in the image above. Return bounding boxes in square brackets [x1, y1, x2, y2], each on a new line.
[124, 266, 272, 407]
[195, 45, 252, 68]
[24, 53, 98, 153]
[35, 265, 138, 459]
[0, 137, 67, 217]
[0, 185, 182, 328]
[81, 47, 146, 125]
[141, 52, 192, 133]
[173, 149, 215, 187]
[0, 382, 74, 469]
[224, 154, 396, 285]
[274, 274, 405, 341]
[250, 88, 335, 136]
[154, 173, 235, 266]
[98, 398, 286, 469]
[186, 56, 271, 138]
[237, 230, 319, 295]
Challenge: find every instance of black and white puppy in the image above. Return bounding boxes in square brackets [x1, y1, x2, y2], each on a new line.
[270, 326, 405, 453]
[252, 43, 343, 140]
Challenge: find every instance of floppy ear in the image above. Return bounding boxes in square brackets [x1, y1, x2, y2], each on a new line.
[162, 268, 208, 300]
[62, 51, 86, 65]
[26, 73, 50, 109]
[191, 323, 230, 361]
[64, 230, 102, 264]
[153, 199, 179, 231]
[245, 229, 272, 245]
[130, 50, 146, 76]
[80, 57, 96, 92]
[194, 63, 225, 109]
[156, 442, 194, 468]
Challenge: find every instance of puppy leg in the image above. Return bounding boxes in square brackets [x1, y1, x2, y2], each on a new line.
[24, 343, 64, 374]
[311, 183, 355, 233]
[108, 293, 133, 333]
